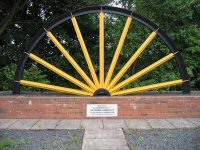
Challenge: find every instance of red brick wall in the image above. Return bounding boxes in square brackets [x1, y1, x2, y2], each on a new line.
[0, 95, 200, 119]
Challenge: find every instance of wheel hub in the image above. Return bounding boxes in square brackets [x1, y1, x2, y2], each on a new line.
[93, 88, 111, 96]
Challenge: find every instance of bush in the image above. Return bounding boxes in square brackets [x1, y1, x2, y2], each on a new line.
[0, 64, 50, 91]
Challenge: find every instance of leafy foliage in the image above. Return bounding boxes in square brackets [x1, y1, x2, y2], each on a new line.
[0, 64, 50, 91]
[134, 0, 200, 90]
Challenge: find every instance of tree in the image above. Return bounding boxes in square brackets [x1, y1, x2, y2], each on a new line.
[100, 0, 200, 90]
[134, 0, 200, 90]
[0, 0, 105, 90]
[0, 0, 199, 91]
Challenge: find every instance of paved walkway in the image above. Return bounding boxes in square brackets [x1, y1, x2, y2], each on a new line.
[1, 118, 200, 150]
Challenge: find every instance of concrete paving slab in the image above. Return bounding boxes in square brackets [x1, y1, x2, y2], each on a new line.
[103, 119, 127, 129]
[9, 119, 38, 129]
[81, 119, 103, 129]
[82, 139, 129, 150]
[56, 119, 81, 129]
[125, 119, 151, 129]
[0, 119, 18, 129]
[147, 119, 175, 129]
[31, 119, 59, 129]
[84, 128, 125, 139]
[187, 118, 200, 126]
[166, 118, 197, 128]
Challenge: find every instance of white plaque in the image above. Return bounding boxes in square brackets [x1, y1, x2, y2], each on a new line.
[87, 104, 118, 117]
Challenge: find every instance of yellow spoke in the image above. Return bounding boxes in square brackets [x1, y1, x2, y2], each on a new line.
[108, 30, 158, 89]
[110, 53, 175, 93]
[99, 11, 104, 87]
[105, 16, 132, 86]
[112, 79, 184, 96]
[46, 30, 97, 90]
[20, 80, 92, 96]
[71, 16, 99, 86]
[27, 53, 94, 93]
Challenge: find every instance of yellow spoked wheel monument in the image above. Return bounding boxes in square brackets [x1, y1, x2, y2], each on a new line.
[13, 6, 190, 96]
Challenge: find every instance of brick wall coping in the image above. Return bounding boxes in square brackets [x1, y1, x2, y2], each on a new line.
[0, 91, 199, 97]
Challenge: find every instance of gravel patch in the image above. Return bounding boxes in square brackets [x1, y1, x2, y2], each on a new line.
[0, 129, 84, 150]
[124, 128, 200, 150]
